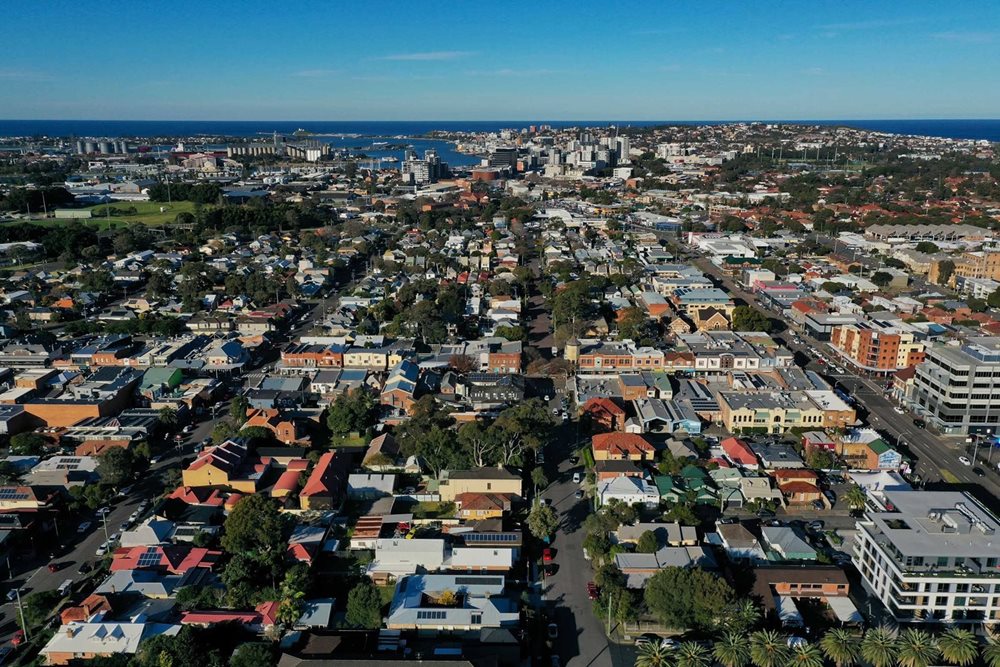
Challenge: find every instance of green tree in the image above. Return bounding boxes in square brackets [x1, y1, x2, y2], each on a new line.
[158, 406, 178, 429]
[936, 259, 956, 285]
[820, 629, 861, 667]
[211, 420, 237, 444]
[344, 580, 383, 629]
[644, 567, 735, 631]
[786, 643, 824, 667]
[721, 599, 760, 634]
[9, 432, 46, 455]
[871, 271, 893, 288]
[897, 629, 940, 667]
[636, 530, 659, 554]
[220, 494, 286, 575]
[915, 241, 940, 253]
[174, 585, 222, 611]
[844, 484, 866, 510]
[531, 467, 548, 492]
[860, 626, 898, 667]
[676, 642, 712, 667]
[983, 637, 1000, 667]
[988, 288, 1000, 309]
[731, 305, 773, 333]
[937, 628, 978, 666]
[230, 644, 275, 667]
[18, 590, 61, 631]
[750, 630, 789, 667]
[635, 641, 674, 667]
[715, 631, 751, 667]
[229, 395, 250, 426]
[527, 502, 559, 540]
[97, 447, 139, 487]
[238, 425, 276, 444]
[326, 388, 377, 436]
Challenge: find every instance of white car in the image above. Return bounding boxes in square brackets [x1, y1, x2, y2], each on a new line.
[95, 543, 109, 557]
[893, 406, 905, 415]
[959, 456, 972, 466]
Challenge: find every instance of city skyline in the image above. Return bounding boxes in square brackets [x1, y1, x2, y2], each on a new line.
[2, 0, 999, 120]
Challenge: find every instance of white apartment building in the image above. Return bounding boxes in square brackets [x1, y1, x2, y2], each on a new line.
[853, 490, 1000, 625]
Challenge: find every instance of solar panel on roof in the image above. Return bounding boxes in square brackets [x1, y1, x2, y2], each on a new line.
[454, 576, 502, 586]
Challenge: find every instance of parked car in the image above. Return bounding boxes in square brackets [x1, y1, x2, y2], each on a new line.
[77, 562, 93, 574]
[547, 623, 559, 640]
[959, 456, 972, 466]
[893, 406, 905, 415]
[568, 456, 579, 465]
[575, 489, 584, 500]
[116, 485, 133, 497]
[96, 507, 111, 517]
[543, 548, 554, 563]
[974, 467, 985, 477]
[572, 472, 582, 484]
[9, 630, 24, 647]
[808, 520, 824, 531]
[587, 582, 598, 600]
[77, 521, 93, 534]
[5, 589, 19, 602]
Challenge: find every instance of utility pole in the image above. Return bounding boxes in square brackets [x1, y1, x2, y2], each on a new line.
[15, 587, 27, 641]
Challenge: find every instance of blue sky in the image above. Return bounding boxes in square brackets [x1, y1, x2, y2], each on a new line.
[2, 0, 998, 120]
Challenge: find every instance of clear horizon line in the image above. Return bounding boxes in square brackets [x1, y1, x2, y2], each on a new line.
[2, 116, 1000, 123]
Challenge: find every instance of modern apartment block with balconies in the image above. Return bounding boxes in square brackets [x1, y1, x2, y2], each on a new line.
[853, 489, 1000, 625]
[910, 337, 1000, 436]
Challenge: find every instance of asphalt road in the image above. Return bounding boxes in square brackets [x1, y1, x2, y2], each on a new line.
[539, 429, 633, 667]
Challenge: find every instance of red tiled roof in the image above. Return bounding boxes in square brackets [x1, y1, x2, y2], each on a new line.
[301, 452, 342, 499]
[721, 437, 757, 465]
[591, 433, 654, 456]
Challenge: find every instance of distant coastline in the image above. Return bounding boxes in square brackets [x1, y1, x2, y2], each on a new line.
[0, 119, 999, 142]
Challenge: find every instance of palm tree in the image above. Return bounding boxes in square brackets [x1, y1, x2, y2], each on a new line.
[897, 629, 940, 667]
[820, 628, 861, 667]
[158, 406, 178, 428]
[715, 631, 751, 667]
[860, 626, 898, 667]
[844, 484, 866, 511]
[786, 643, 824, 667]
[676, 642, 712, 667]
[938, 628, 978, 666]
[751, 630, 789, 667]
[635, 641, 673, 667]
[983, 637, 1000, 667]
[724, 599, 761, 633]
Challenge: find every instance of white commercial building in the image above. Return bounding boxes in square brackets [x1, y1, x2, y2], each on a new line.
[853, 490, 1000, 625]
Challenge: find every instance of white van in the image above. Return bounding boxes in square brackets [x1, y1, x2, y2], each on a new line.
[57, 579, 73, 596]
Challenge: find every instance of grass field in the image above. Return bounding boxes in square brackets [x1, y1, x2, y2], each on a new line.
[8, 201, 199, 230]
[81, 200, 198, 226]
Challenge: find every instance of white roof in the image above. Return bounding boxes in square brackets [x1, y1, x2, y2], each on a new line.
[42, 622, 179, 657]
[827, 596, 864, 624]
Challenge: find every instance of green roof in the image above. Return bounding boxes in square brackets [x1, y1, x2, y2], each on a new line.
[653, 476, 676, 495]
[140, 366, 182, 390]
[869, 439, 892, 455]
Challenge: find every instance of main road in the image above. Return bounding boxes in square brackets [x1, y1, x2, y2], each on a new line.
[693, 256, 1000, 503]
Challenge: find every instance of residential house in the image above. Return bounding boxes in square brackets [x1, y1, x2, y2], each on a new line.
[439, 468, 522, 502]
[591, 433, 655, 462]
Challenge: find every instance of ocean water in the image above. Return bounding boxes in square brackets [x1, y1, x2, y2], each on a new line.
[0, 120, 997, 161]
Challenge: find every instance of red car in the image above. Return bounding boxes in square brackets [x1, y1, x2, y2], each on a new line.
[587, 582, 599, 600]
[10, 630, 24, 647]
[542, 548, 554, 563]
